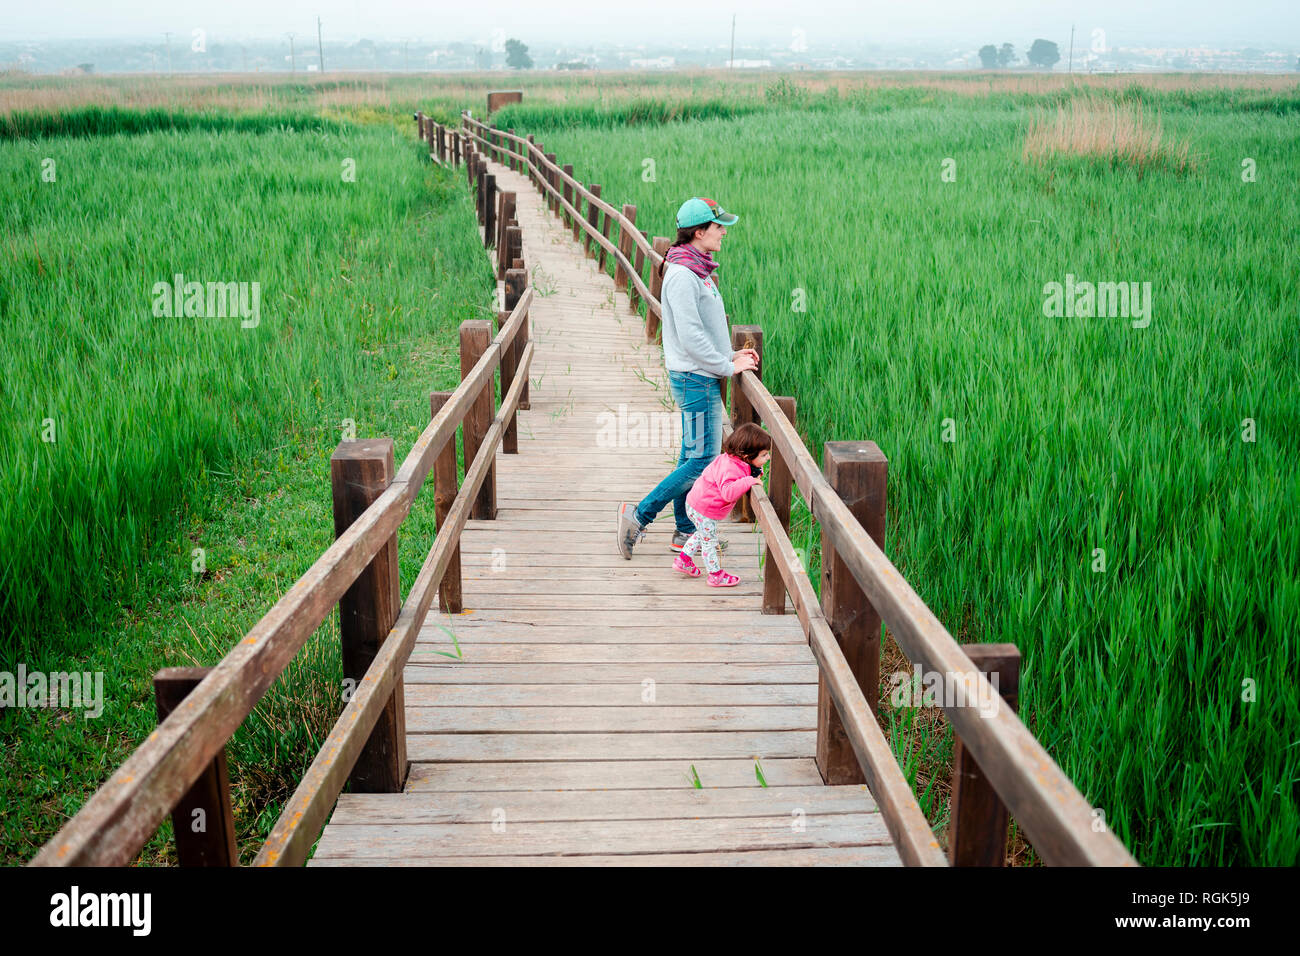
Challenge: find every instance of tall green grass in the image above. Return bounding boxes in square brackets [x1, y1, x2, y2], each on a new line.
[0, 119, 495, 862]
[0, 105, 348, 140]
[522, 95, 1299, 865]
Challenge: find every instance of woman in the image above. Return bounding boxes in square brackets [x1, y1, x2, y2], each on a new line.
[617, 196, 759, 559]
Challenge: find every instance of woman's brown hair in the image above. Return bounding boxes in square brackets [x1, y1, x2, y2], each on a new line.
[723, 423, 772, 463]
[656, 224, 709, 280]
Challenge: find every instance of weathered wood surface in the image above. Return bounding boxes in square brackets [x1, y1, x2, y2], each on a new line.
[309, 151, 904, 866]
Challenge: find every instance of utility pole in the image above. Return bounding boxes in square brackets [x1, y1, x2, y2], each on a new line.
[1068, 24, 1075, 73]
[729, 14, 736, 69]
[288, 33, 296, 73]
[164, 32, 173, 74]
[317, 16, 325, 74]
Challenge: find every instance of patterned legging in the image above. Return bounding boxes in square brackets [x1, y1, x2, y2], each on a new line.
[682, 502, 722, 573]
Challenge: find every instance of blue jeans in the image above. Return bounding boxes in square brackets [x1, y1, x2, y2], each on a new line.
[634, 370, 724, 536]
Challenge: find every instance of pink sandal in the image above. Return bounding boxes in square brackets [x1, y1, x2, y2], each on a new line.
[707, 569, 740, 588]
[673, 552, 701, 577]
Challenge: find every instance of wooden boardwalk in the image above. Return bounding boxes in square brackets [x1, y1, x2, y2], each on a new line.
[310, 155, 901, 866]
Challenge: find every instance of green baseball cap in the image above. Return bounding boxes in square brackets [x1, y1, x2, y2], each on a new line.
[676, 196, 739, 228]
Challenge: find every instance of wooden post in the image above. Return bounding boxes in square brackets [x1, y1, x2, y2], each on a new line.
[497, 192, 516, 276]
[762, 397, 797, 614]
[647, 236, 670, 343]
[561, 164, 574, 232]
[570, 178, 584, 243]
[416, 111, 424, 141]
[497, 310, 519, 454]
[633, 236, 646, 313]
[729, 325, 763, 523]
[476, 165, 488, 227]
[453, 131, 461, 166]
[816, 441, 888, 785]
[505, 267, 529, 411]
[429, 392, 464, 614]
[584, 185, 602, 259]
[614, 204, 635, 294]
[506, 128, 516, 170]
[459, 321, 497, 520]
[438, 125, 446, 163]
[153, 668, 237, 866]
[504, 225, 523, 284]
[948, 644, 1021, 866]
[598, 202, 611, 272]
[330, 439, 407, 792]
[545, 153, 557, 214]
[526, 135, 536, 186]
[484, 173, 497, 249]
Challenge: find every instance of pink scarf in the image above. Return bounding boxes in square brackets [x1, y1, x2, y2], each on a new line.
[665, 242, 718, 282]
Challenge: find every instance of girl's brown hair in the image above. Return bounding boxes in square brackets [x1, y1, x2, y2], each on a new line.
[723, 423, 772, 463]
[656, 224, 709, 281]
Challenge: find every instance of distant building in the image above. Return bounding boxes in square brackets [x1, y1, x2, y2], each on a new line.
[725, 58, 772, 68]
[629, 56, 675, 68]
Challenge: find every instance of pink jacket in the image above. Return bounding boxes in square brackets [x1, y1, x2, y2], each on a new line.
[686, 453, 761, 520]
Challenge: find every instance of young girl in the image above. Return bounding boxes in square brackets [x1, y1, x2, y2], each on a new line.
[673, 422, 772, 587]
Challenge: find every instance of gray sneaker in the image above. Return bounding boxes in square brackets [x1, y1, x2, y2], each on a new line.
[616, 502, 644, 559]
[670, 531, 728, 552]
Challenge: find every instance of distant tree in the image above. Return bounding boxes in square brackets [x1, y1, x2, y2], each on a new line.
[76, 62, 94, 74]
[505, 39, 533, 70]
[998, 43, 1016, 67]
[978, 45, 998, 69]
[1027, 39, 1061, 69]
[475, 46, 492, 69]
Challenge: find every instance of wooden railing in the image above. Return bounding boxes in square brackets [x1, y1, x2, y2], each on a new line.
[30, 121, 532, 867]
[445, 109, 1138, 867]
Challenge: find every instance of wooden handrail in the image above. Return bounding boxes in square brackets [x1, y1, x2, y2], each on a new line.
[31, 281, 533, 867]
[719, 419, 946, 866]
[457, 114, 660, 310]
[255, 340, 535, 866]
[737, 371, 1137, 866]
[461, 115, 646, 244]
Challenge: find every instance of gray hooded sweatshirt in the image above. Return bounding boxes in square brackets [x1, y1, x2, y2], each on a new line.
[659, 262, 734, 380]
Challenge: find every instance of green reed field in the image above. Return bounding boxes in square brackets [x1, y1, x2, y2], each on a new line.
[0, 111, 495, 862]
[491, 86, 1300, 865]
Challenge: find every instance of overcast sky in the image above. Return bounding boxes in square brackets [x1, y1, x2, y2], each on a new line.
[3, 1, 1298, 47]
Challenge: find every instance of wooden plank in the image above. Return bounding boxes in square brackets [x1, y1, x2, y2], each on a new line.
[403, 684, 817, 706]
[312, 812, 892, 858]
[406, 731, 816, 761]
[404, 664, 818, 685]
[405, 757, 825, 791]
[431, 595, 763, 610]
[414, 628, 805, 645]
[330, 784, 877, 824]
[405, 705, 814, 733]
[309, 845, 901, 866]
[408, 644, 810, 664]
[417, 611, 778, 628]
